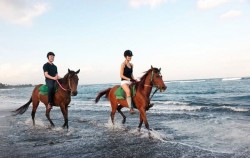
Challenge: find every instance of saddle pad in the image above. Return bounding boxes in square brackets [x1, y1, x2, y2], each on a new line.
[39, 84, 58, 95]
[115, 85, 136, 100]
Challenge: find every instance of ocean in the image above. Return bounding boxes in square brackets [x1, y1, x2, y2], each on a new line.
[0, 77, 250, 158]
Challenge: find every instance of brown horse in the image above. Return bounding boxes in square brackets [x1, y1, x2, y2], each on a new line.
[13, 69, 80, 129]
[95, 66, 167, 131]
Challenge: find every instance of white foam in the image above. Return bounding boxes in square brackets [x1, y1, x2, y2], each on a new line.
[0, 88, 15, 91]
[129, 128, 171, 142]
[222, 77, 242, 81]
[221, 106, 249, 112]
[23, 118, 46, 128]
[161, 101, 189, 106]
[104, 118, 126, 131]
[171, 80, 206, 83]
[150, 104, 202, 113]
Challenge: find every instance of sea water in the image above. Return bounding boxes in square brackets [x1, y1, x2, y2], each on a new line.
[0, 78, 249, 157]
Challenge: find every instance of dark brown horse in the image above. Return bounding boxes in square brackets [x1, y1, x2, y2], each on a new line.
[95, 66, 166, 131]
[13, 69, 80, 129]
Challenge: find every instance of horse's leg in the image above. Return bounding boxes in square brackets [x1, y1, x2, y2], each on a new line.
[45, 105, 55, 127]
[60, 105, 68, 129]
[31, 98, 39, 126]
[138, 108, 150, 131]
[110, 101, 118, 125]
[117, 105, 126, 124]
[138, 113, 143, 132]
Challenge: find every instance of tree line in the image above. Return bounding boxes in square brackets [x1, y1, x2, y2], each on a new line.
[0, 83, 33, 89]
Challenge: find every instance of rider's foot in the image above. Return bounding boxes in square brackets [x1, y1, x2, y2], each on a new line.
[130, 108, 135, 115]
[149, 103, 154, 108]
[47, 103, 52, 110]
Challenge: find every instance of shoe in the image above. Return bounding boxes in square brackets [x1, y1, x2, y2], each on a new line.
[130, 108, 135, 115]
[148, 103, 154, 108]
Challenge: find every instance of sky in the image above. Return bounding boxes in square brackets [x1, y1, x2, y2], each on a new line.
[0, 0, 249, 85]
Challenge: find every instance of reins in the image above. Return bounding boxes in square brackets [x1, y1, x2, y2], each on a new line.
[56, 79, 71, 92]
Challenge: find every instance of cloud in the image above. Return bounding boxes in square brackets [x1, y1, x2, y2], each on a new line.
[220, 10, 242, 19]
[197, 0, 230, 10]
[129, 0, 175, 8]
[0, 0, 49, 26]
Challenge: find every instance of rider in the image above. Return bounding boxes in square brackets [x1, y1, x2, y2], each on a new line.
[43, 52, 60, 110]
[120, 50, 138, 114]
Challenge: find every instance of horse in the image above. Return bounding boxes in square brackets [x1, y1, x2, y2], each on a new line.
[95, 66, 167, 132]
[13, 69, 80, 129]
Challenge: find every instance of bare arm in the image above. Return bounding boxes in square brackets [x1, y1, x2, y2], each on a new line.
[44, 72, 58, 80]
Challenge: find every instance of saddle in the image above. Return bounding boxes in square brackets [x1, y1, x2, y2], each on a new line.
[115, 85, 136, 100]
[39, 84, 58, 95]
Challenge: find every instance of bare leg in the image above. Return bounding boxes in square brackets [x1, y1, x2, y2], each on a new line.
[121, 84, 135, 114]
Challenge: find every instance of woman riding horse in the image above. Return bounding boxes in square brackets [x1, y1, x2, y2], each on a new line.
[95, 66, 166, 131]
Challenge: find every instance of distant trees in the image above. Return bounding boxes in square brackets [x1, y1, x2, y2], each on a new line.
[0, 83, 33, 89]
[0, 83, 6, 88]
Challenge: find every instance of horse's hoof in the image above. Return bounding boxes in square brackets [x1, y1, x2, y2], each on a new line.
[148, 133, 153, 139]
[122, 119, 126, 124]
[137, 128, 141, 132]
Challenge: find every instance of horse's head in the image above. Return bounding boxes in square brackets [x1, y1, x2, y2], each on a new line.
[67, 69, 80, 96]
[148, 66, 167, 92]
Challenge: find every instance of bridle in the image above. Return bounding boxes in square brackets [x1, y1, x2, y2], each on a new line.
[144, 70, 163, 100]
[144, 70, 162, 88]
[56, 75, 72, 92]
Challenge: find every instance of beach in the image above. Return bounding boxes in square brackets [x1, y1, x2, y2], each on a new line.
[0, 78, 250, 157]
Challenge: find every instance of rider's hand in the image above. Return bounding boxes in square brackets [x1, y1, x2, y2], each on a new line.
[130, 78, 136, 83]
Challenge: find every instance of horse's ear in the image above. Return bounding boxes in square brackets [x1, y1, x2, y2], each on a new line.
[159, 68, 161, 72]
[151, 65, 153, 69]
[76, 69, 80, 74]
[68, 69, 71, 73]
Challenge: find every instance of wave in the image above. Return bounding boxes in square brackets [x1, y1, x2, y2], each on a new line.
[149, 100, 250, 114]
[222, 77, 242, 81]
[170, 80, 206, 83]
[167, 91, 217, 95]
[227, 95, 250, 102]
[150, 101, 203, 112]
[220, 106, 249, 112]
[199, 106, 250, 113]
[0, 88, 15, 91]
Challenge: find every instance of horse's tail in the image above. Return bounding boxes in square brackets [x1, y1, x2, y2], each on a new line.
[95, 88, 111, 103]
[12, 97, 32, 115]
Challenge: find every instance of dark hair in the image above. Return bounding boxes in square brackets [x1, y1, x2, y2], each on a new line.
[124, 50, 133, 57]
[47, 52, 55, 58]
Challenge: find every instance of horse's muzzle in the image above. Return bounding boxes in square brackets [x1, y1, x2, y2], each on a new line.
[71, 91, 78, 96]
[160, 85, 167, 92]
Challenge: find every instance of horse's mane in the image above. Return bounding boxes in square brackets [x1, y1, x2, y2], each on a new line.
[58, 73, 69, 85]
[136, 68, 159, 90]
